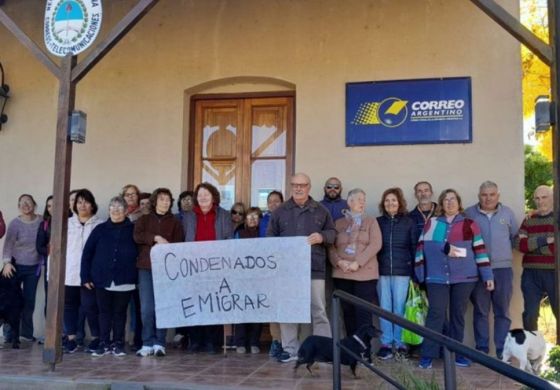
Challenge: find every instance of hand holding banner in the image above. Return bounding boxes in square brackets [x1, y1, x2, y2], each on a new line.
[150, 236, 311, 328]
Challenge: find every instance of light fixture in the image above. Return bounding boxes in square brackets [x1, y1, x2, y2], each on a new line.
[69, 110, 87, 143]
[535, 95, 554, 133]
[0, 62, 9, 130]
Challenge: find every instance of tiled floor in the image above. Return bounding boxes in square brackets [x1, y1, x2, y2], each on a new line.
[0, 342, 526, 389]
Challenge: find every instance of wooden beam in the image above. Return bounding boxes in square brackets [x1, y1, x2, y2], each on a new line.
[43, 54, 76, 369]
[0, 7, 60, 79]
[548, 0, 560, 346]
[72, 0, 159, 83]
[470, 0, 553, 66]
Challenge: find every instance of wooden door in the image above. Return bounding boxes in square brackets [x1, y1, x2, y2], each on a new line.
[190, 94, 294, 209]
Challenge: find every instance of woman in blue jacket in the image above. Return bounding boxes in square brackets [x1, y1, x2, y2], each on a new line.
[376, 187, 417, 360]
[81, 196, 139, 357]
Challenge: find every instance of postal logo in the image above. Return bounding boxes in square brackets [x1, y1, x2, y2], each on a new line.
[352, 97, 408, 128]
[44, 0, 102, 57]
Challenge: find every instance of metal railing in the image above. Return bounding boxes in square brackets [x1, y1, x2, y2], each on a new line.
[332, 289, 558, 390]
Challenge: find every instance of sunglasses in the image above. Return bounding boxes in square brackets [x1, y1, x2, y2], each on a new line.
[325, 184, 340, 190]
[231, 210, 245, 216]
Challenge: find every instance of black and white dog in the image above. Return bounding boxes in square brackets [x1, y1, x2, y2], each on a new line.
[502, 329, 546, 374]
[295, 325, 382, 376]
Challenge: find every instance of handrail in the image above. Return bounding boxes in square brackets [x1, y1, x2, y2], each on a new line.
[332, 289, 558, 390]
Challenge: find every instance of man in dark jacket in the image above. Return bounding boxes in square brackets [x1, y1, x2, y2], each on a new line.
[320, 177, 347, 222]
[267, 173, 336, 362]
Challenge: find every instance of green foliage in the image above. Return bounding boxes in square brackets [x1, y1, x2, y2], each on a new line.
[524, 145, 553, 209]
[395, 366, 440, 390]
[541, 345, 560, 384]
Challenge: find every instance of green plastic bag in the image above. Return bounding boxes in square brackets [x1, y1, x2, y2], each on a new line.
[401, 280, 429, 345]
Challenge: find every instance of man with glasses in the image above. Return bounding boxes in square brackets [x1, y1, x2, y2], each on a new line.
[267, 173, 336, 362]
[320, 177, 347, 222]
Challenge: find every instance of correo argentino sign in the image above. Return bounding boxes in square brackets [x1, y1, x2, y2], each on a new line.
[44, 0, 102, 56]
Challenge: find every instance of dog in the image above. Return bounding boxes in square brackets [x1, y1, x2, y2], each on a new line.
[294, 324, 382, 376]
[0, 273, 23, 349]
[502, 329, 546, 374]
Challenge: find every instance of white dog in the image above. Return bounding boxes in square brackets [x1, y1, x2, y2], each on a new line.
[502, 329, 546, 374]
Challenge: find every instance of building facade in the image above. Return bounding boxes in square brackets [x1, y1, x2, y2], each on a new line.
[0, 0, 524, 345]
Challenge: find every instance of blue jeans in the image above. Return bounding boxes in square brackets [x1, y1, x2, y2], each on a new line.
[470, 267, 512, 352]
[138, 270, 167, 347]
[3, 264, 40, 340]
[377, 275, 409, 347]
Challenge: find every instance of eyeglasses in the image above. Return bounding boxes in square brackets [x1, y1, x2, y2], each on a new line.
[325, 184, 340, 190]
[109, 205, 125, 211]
[291, 183, 309, 189]
[246, 214, 259, 220]
[231, 210, 245, 216]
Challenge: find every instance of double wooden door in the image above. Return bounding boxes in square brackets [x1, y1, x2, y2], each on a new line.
[190, 95, 294, 210]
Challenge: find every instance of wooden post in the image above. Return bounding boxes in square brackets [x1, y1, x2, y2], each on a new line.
[548, 0, 560, 345]
[43, 53, 76, 369]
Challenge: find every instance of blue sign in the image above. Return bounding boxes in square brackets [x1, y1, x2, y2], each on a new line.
[346, 77, 472, 146]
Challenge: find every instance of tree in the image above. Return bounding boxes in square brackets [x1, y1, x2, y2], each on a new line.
[524, 145, 553, 208]
[521, 0, 552, 160]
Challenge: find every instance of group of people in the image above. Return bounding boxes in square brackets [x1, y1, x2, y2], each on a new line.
[0, 175, 557, 370]
[273, 176, 557, 369]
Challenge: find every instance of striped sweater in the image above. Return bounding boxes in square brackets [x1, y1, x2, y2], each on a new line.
[514, 212, 554, 270]
[415, 214, 493, 284]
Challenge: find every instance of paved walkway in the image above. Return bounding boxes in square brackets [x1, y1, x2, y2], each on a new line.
[0, 342, 526, 389]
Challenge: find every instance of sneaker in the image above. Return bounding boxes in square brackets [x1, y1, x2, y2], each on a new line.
[236, 346, 246, 354]
[251, 346, 260, 354]
[269, 340, 282, 357]
[455, 356, 472, 367]
[277, 351, 297, 363]
[418, 357, 433, 369]
[92, 343, 111, 357]
[20, 336, 36, 343]
[112, 343, 127, 357]
[136, 345, 154, 357]
[64, 339, 78, 354]
[85, 338, 100, 353]
[153, 344, 166, 357]
[376, 346, 394, 360]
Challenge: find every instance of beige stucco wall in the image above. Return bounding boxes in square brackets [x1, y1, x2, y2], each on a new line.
[0, 0, 525, 347]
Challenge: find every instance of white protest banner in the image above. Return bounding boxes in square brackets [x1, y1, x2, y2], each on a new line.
[150, 236, 311, 328]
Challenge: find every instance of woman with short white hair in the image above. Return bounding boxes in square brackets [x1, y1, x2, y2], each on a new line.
[328, 188, 382, 356]
[81, 196, 139, 356]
